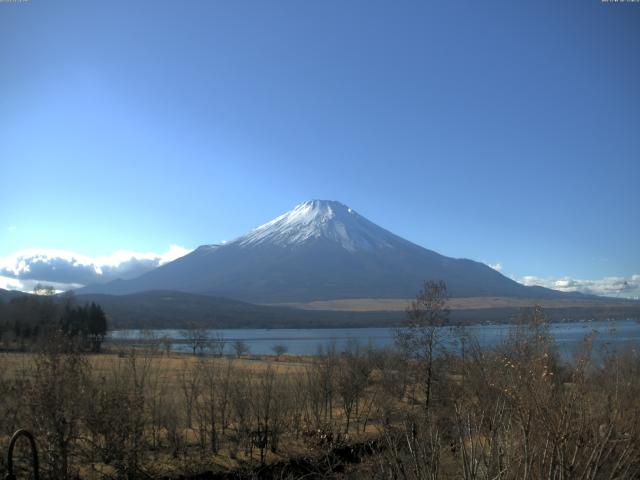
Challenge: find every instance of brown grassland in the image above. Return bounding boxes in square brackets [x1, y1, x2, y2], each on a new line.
[276, 296, 639, 312]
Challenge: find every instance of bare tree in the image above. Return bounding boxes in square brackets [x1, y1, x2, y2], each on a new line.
[253, 366, 276, 464]
[28, 340, 90, 479]
[33, 283, 56, 296]
[229, 372, 252, 458]
[336, 342, 371, 433]
[195, 356, 226, 454]
[272, 343, 288, 359]
[395, 280, 449, 416]
[182, 323, 210, 355]
[209, 330, 227, 357]
[159, 335, 173, 356]
[179, 359, 201, 429]
[232, 339, 250, 358]
[145, 356, 170, 451]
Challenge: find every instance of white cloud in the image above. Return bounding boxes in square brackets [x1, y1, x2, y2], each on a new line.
[91, 244, 191, 273]
[0, 276, 84, 294]
[0, 275, 23, 290]
[518, 274, 640, 298]
[488, 262, 503, 272]
[0, 245, 193, 292]
[8, 226, 16, 232]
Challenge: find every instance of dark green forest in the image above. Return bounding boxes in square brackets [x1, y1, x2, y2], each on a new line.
[0, 293, 107, 352]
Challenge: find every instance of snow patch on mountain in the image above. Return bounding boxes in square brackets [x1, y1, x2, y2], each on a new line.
[234, 200, 400, 252]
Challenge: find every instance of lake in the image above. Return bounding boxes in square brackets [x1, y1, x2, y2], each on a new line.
[108, 319, 640, 359]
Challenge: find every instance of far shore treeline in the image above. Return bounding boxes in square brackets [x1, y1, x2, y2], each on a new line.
[0, 286, 107, 352]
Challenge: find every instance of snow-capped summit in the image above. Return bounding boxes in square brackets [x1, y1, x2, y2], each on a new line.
[235, 200, 398, 252]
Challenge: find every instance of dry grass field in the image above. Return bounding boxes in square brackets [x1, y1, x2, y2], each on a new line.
[0, 346, 391, 479]
[276, 296, 638, 312]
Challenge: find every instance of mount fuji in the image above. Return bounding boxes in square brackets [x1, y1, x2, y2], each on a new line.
[81, 200, 564, 302]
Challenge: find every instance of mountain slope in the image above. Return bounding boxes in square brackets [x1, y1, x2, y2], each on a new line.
[81, 200, 566, 302]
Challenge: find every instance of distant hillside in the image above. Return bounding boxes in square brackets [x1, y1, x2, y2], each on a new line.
[0, 288, 27, 302]
[75, 290, 404, 329]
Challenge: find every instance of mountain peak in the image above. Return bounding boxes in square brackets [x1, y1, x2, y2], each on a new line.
[233, 200, 398, 252]
[284, 200, 355, 220]
[301, 199, 350, 210]
[289, 199, 354, 220]
[78, 199, 563, 302]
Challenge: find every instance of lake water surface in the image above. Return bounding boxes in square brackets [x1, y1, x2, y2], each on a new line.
[109, 319, 640, 358]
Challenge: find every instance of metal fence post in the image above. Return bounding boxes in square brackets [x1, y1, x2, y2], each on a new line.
[5, 430, 39, 480]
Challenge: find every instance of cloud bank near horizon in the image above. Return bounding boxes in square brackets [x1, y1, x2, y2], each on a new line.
[483, 261, 639, 299]
[518, 274, 640, 299]
[0, 245, 192, 293]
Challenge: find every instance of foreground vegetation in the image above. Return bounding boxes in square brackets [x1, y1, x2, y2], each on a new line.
[1, 285, 640, 479]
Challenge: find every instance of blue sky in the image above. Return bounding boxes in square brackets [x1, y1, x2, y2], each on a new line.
[1, 1, 639, 297]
